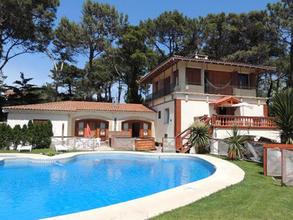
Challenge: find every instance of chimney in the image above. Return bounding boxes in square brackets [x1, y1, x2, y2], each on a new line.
[194, 53, 209, 60]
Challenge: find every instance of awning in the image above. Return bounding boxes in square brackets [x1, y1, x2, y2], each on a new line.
[211, 96, 240, 107]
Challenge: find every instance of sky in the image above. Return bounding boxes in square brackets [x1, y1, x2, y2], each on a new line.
[3, 0, 278, 87]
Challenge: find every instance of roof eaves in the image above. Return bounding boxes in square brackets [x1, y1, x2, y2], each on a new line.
[140, 55, 276, 84]
[138, 56, 177, 84]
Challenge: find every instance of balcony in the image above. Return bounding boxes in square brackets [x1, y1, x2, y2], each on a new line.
[211, 115, 277, 129]
[204, 83, 256, 96]
[146, 83, 176, 101]
[145, 81, 260, 102]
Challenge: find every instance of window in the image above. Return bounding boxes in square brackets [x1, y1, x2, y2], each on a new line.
[238, 74, 249, 89]
[186, 68, 201, 85]
[164, 108, 170, 124]
[164, 76, 171, 93]
[158, 111, 161, 119]
[77, 121, 84, 136]
[154, 81, 159, 92]
[33, 119, 49, 124]
[100, 122, 106, 136]
[143, 123, 149, 136]
[114, 118, 117, 131]
[100, 122, 106, 129]
[173, 70, 179, 86]
[122, 122, 129, 131]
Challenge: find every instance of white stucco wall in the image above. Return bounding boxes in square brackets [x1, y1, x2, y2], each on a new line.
[181, 100, 211, 131]
[70, 111, 156, 137]
[152, 101, 175, 141]
[238, 104, 264, 117]
[6, 111, 70, 136]
[6, 110, 156, 138]
[213, 128, 281, 142]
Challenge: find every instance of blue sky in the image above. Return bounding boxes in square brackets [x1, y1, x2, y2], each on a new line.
[3, 0, 277, 86]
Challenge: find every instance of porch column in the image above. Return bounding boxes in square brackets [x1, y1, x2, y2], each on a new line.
[178, 62, 186, 91]
[201, 68, 205, 86]
[174, 99, 182, 149]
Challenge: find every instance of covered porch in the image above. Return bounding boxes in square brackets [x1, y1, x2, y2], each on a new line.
[210, 115, 276, 129]
[208, 96, 275, 129]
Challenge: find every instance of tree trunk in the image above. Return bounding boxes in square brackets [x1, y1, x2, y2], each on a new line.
[108, 84, 112, 102]
[54, 83, 58, 101]
[117, 79, 122, 103]
[289, 29, 293, 87]
[68, 83, 72, 97]
[267, 73, 273, 105]
[86, 47, 94, 98]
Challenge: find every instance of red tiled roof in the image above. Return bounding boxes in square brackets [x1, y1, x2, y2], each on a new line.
[3, 101, 155, 113]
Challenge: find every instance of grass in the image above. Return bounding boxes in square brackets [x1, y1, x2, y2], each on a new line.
[0, 148, 57, 156]
[153, 159, 293, 220]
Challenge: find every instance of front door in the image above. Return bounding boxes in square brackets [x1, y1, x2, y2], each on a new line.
[132, 122, 140, 138]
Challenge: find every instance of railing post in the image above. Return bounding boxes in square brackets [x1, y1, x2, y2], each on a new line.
[263, 145, 267, 176]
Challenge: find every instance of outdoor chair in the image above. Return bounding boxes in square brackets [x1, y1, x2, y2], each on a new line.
[55, 144, 70, 152]
[16, 144, 33, 152]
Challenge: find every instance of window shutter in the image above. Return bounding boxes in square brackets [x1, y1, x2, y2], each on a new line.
[186, 68, 201, 85]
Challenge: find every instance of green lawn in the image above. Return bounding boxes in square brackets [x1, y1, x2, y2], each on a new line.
[0, 148, 57, 156]
[154, 160, 293, 220]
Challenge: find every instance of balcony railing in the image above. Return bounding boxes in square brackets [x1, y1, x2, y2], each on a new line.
[211, 115, 277, 129]
[204, 83, 256, 96]
[146, 83, 177, 101]
[145, 81, 261, 102]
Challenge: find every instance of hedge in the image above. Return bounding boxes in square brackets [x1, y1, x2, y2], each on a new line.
[0, 120, 53, 150]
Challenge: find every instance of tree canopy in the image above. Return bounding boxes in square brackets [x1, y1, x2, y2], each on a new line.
[0, 0, 292, 109]
[0, 0, 59, 71]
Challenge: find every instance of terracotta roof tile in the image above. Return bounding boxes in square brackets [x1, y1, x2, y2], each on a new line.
[3, 101, 155, 113]
[211, 96, 240, 106]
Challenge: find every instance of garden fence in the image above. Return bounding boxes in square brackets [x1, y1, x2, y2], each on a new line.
[263, 144, 293, 186]
[282, 149, 293, 186]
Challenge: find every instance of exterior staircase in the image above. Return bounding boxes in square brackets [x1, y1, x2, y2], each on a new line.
[176, 115, 211, 153]
[176, 114, 276, 153]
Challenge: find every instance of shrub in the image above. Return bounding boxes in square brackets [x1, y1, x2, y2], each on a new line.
[32, 121, 53, 148]
[188, 120, 210, 153]
[0, 120, 53, 150]
[0, 123, 13, 149]
[271, 88, 293, 144]
[12, 125, 22, 148]
[27, 120, 35, 145]
[21, 124, 29, 144]
[224, 127, 249, 160]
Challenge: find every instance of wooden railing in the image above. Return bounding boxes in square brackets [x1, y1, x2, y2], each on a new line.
[211, 115, 277, 129]
[176, 116, 211, 153]
[175, 128, 191, 153]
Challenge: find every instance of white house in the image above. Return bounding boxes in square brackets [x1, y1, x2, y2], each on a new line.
[139, 55, 280, 152]
[4, 101, 156, 141]
[4, 55, 281, 153]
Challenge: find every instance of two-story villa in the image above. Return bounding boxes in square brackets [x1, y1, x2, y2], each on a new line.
[139, 55, 280, 152]
[4, 55, 280, 153]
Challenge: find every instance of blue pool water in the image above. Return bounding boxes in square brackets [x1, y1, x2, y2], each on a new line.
[0, 153, 215, 220]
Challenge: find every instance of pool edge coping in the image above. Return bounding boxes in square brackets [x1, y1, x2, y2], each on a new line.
[0, 152, 245, 220]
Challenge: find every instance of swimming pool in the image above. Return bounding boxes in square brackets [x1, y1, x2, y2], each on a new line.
[0, 153, 215, 220]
